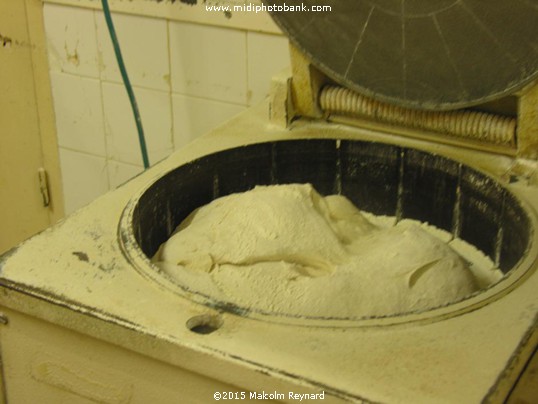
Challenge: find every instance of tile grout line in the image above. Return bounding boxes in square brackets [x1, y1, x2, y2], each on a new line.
[92, 6, 112, 192]
[245, 30, 250, 108]
[166, 19, 176, 151]
[59, 146, 144, 170]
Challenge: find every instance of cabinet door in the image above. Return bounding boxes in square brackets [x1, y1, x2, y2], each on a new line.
[0, 0, 63, 254]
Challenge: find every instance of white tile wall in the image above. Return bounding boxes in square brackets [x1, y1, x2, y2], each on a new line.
[169, 21, 248, 104]
[102, 82, 173, 166]
[247, 32, 290, 105]
[59, 149, 109, 214]
[44, 4, 100, 78]
[49, 72, 106, 157]
[107, 160, 144, 190]
[43, 3, 290, 215]
[172, 94, 246, 148]
[95, 12, 170, 91]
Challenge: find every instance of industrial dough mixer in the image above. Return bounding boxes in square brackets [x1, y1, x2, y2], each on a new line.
[1, 1, 537, 402]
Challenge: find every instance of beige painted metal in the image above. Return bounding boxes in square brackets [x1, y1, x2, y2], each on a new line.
[517, 81, 538, 160]
[288, 45, 325, 120]
[0, 0, 64, 254]
[0, 307, 266, 404]
[0, 101, 537, 402]
[289, 44, 538, 161]
[269, 67, 293, 128]
[506, 343, 538, 403]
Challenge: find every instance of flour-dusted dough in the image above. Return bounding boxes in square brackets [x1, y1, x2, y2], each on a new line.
[154, 184, 501, 317]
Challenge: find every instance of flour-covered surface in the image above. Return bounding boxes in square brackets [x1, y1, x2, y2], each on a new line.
[154, 183, 502, 318]
[0, 104, 536, 404]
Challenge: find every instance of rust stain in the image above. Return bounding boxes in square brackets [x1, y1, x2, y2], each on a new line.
[0, 33, 33, 49]
[72, 251, 89, 262]
[64, 43, 80, 67]
[0, 33, 13, 48]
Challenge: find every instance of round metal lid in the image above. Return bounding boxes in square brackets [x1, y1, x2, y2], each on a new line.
[263, 0, 538, 110]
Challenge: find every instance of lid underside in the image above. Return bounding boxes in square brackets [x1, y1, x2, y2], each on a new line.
[264, 0, 538, 110]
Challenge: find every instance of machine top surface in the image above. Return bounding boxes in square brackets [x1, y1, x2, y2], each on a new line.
[264, 0, 538, 110]
[1, 103, 537, 403]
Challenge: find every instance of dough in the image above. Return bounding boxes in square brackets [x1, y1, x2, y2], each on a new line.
[153, 184, 501, 317]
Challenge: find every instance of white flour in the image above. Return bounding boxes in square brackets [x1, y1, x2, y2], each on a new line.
[153, 184, 503, 317]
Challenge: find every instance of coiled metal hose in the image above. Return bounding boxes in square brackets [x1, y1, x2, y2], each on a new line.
[319, 85, 516, 146]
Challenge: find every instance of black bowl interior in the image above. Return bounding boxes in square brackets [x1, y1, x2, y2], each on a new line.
[132, 139, 530, 273]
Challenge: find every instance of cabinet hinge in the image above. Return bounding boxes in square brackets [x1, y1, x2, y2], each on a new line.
[38, 168, 50, 207]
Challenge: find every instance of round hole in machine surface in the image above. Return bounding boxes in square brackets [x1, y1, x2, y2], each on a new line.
[120, 139, 534, 326]
[186, 314, 223, 335]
